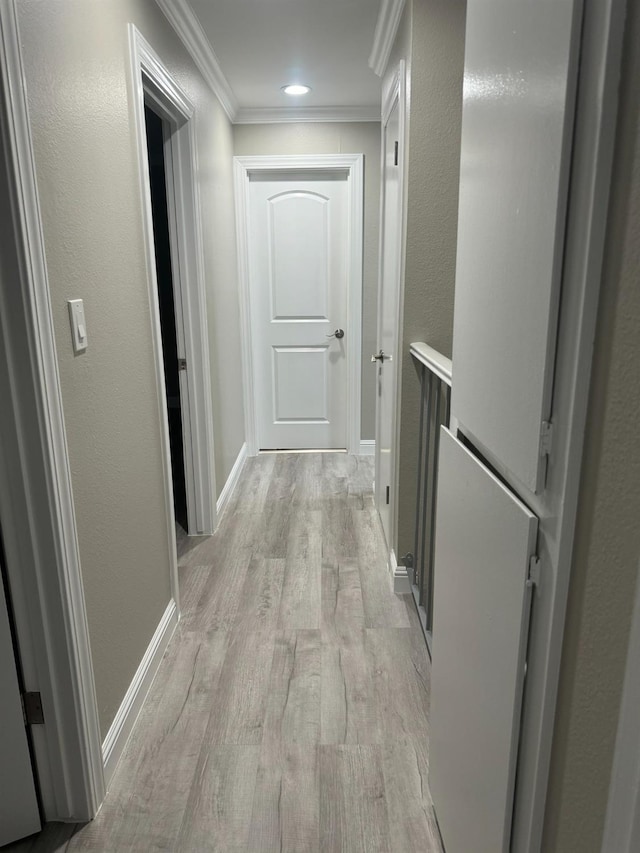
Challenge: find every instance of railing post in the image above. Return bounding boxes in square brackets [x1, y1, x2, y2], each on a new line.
[419, 372, 433, 609]
[414, 365, 426, 587]
[426, 379, 443, 632]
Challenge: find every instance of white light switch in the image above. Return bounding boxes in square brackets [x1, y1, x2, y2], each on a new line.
[67, 299, 87, 353]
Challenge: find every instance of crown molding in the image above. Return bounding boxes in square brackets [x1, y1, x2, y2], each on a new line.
[154, 0, 238, 121]
[234, 105, 381, 124]
[369, 0, 407, 77]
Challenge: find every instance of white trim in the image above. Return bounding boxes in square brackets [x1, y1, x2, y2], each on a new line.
[102, 601, 178, 787]
[390, 549, 411, 594]
[0, 0, 105, 820]
[359, 440, 376, 456]
[234, 105, 381, 124]
[369, 0, 407, 78]
[129, 24, 217, 556]
[154, 0, 238, 121]
[602, 572, 640, 853]
[127, 27, 180, 605]
[234, 153, 364, 456]
[510, 0, 629, 849]
[409, 342, 452, 386]
[216, 442, 248, 520]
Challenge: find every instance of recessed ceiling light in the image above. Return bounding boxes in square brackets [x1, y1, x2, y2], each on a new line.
[282, 84, 311, 96]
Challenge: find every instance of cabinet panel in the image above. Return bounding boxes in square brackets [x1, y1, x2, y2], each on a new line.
[451, 0, 581, 492]
[429, 428, 538, 853]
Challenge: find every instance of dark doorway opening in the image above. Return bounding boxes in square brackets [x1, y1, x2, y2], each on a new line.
[144, 105, 188, 531]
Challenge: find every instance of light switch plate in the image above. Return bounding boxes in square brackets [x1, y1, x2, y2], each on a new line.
[67, 299, 87, 353]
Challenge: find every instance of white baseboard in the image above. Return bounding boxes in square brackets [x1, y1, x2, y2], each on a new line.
[216, 442, 248, 520]
[102, 600, 178, 787]
[390, 549, 411, 594]
[359, 439, 375, 456]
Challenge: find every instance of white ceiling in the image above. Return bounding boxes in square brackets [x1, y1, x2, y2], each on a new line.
[186, 0, 382, 116]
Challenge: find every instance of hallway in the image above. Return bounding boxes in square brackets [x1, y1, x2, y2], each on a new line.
[13, 454, 442, 852]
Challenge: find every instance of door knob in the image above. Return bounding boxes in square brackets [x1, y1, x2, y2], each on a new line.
[371, 349, 392, 363]
[327, 328, 345, 339]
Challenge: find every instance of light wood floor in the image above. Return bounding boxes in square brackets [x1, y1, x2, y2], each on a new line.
[9, 454, 443, 853]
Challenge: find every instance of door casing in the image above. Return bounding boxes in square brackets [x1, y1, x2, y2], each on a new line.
[0, 0, 105, 821]
[234, 154, 364, 456]
[130, 25, 217, 540]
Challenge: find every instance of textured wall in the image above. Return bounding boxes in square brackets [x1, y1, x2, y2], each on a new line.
[542, 2, 640, 848]
[16, 0, 244, 736]
[391, 0, 467, 558]
[233, 122, 381, 441]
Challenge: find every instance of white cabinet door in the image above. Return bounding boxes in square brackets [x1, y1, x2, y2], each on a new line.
[429, 428, 538, 853]
[375, 98, 401, 544]
[249, 172, 349, 450]
[451, 0, 581, 493]
[0, 569, 41, 845]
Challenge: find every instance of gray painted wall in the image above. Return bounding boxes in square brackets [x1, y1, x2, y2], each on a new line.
[542, 1, 640, 848]
[389, 0, 467, 559]
[233, 122, 381, 441]
[17, 0, 244, 736]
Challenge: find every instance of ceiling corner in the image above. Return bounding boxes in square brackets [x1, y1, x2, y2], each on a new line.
[154, 0, 239, 121]
[369, 0, 407, 78]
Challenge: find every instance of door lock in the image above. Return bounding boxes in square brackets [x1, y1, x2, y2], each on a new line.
[371, 350, 391, 363]
[327, 328, 345, 339]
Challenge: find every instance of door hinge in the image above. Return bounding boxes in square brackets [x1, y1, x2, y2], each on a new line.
[539, 420, 553, 457]
[385, 485, 390, 504]
[394, 140, 399, 166]
[178, 357, 187, 371]
[22, 692, 45, 725]
[527, 555, 541, 589]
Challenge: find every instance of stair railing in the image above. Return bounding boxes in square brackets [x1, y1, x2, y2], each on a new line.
[409, 342, 452, 654]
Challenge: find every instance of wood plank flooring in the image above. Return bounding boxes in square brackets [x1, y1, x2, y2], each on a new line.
[9, 454, 443, 853]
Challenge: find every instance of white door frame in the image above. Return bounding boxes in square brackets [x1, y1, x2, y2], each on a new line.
[0, 0, 105, 820]
[375, 60, 407, 567]
[129, 24, 217, 538]
[234, 154, 364, 456]
[511, 0, 629, 848]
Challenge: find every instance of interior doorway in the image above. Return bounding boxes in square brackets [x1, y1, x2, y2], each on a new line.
[144, 105, 188, 531]
[129, 25, 217, 544]
[0, 523, 41, 846]
[234, 154, 364, 456]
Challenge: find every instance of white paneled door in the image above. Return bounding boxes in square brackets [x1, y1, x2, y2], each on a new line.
[249, 172, 349, 450]
[375, 95, 402, 545]
[0, 573, 41, 846]
[430, 0, 584, 849]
